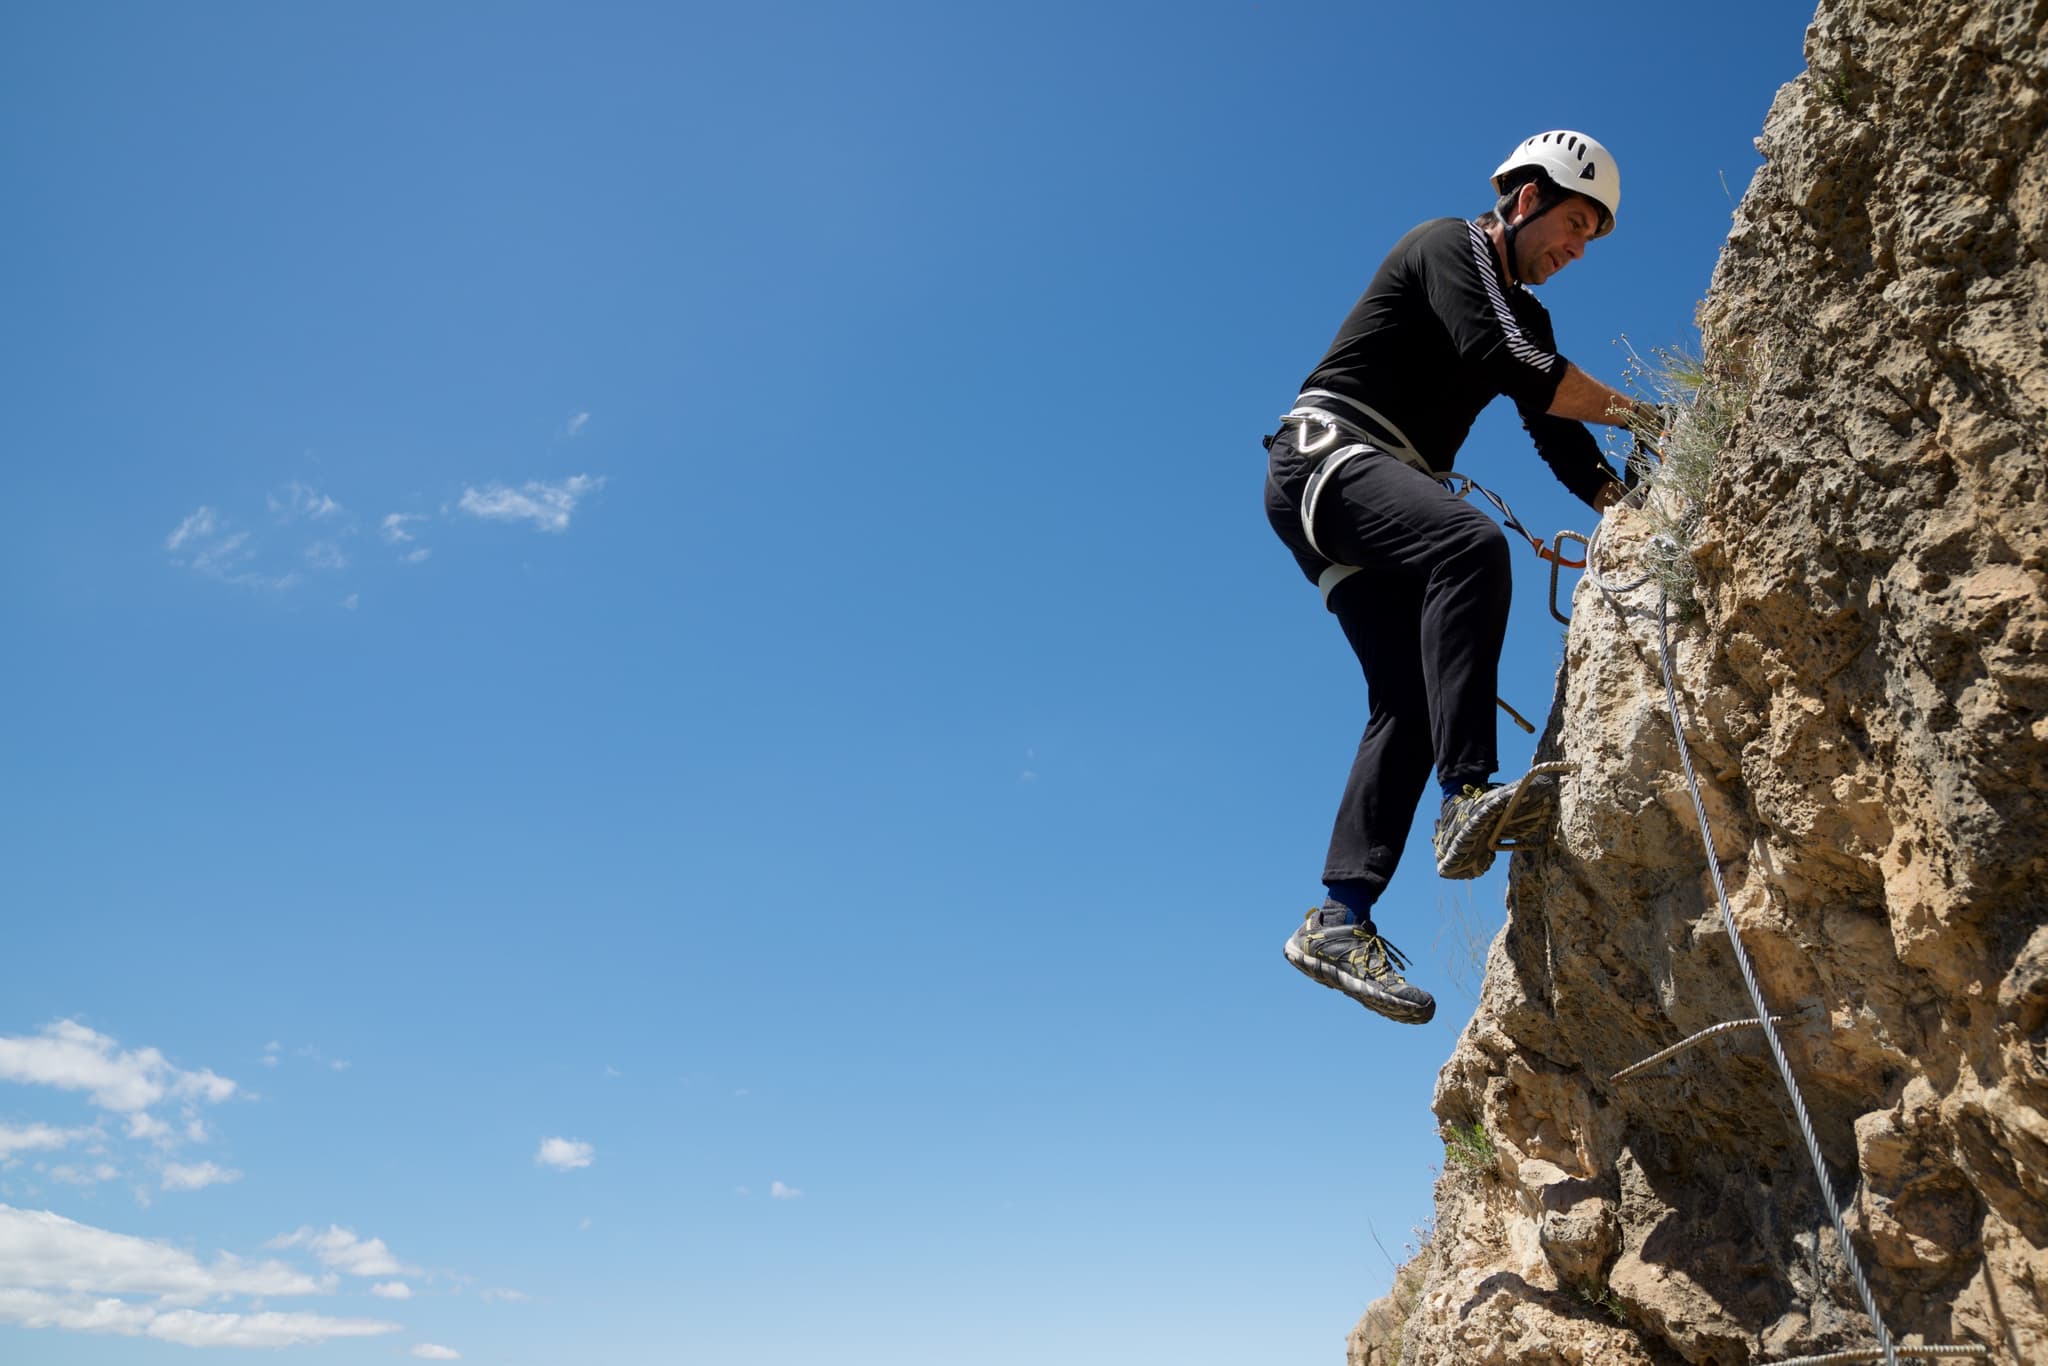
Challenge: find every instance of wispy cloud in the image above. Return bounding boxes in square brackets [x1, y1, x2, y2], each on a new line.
[165, 507, 221, 553]
[45, 1163, 120, 1186]
[370, 1282, 413, 1300]
[412, 1345, 461, 1360]
[534, 1138, 593, 1171]
[0, 1287, 400, 1349]
[380, 513, 426, 545]
[161, 1162, 241, 1192]
[0, 1204, 331, 1299]
[565, 412, 590, 437]
[126, 1113, 172, 1144]
[267, 1227, 413, 1277]
[458, 475, 605, 533]
[0, 1021, 236, 1115]
[304, 540, 349, 571]
[0, 1123, 93, 1160]
[770, 1181, 802, 1200]
[479, 1288, 528, 1304]
[162, 508, 300, 591]
[268, 483, 343, 522]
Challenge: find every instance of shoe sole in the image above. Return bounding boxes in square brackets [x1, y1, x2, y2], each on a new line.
[1435, 764, 1572, 880]
[1283, 938, 1437, 1024]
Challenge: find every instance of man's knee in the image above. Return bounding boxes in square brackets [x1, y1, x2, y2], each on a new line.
[1440, 512, 1512, 585]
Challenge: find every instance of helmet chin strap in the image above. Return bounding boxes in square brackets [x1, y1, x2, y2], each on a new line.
[1500, 189, 1561, 286]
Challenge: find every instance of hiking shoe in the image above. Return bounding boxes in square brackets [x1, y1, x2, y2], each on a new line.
[1282, 902, 1436, 1024]
[1432, 770, 1564, 879]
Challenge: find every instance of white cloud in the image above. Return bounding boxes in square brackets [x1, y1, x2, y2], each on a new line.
[161, 1162, 240, 1192]
[0, 1205, 327, 1298]
[125, 1113, 171, 1144]
[329, 1059, 350, 1072]
[45, 1163, 119, 1186]
[402, 547, 432, 564]
[0, 1207, 409, 1349]
[535, 1138, 592, 1171]
[161, 509, 299, 591]
[770, 1181, 802, 1200]
[380, 513, 427, 544]
[0, 1124, 91, 1160]
[304, 540, 349, 571]
[370, 1282, 412, 1300]
[412, 1345, 461, 1359]
[266, 1227, 411, 1277]
[0, 1021, 236, 1115]
[565, 412, 591, 437]
[479, 1287, 527, 1304]
[165, 507, 220, 552]
[340, 594, 360, 611]
[150, 1307, 397, 1349]
[269, 483, 343, 522]
[458, 475, 605, 533]
[0, 1288, 400, 1349]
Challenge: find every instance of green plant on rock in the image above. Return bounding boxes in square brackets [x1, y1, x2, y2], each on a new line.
[1442, 1120, 1497, 1175]
[1576, 1278, 1628, 1323]
[1610, 331, 1756, 619]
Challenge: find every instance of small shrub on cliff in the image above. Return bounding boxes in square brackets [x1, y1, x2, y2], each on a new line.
[1442, 1120, 1497, 1176]
[1576, 1278, 1628, 1323]
[1611, 334, 1754, 617]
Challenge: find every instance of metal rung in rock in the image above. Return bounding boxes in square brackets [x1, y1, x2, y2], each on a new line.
[1769, 1347, 1989, 1364]
[1611, 1017, 1795, 1084]
[1485, 760, 1576, 852]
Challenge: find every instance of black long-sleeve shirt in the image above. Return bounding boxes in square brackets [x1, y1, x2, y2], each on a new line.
[1299, 218, 1619, 507]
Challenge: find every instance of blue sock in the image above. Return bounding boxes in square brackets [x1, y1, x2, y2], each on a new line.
[1322, 879, 1377, 925]
[1442, 774, 1494, 802]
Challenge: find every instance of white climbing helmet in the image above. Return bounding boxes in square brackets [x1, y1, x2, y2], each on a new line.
[1491, 130, 1620, 238]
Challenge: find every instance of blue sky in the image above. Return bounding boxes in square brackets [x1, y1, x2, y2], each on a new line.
[2, 3, 1811, 1362]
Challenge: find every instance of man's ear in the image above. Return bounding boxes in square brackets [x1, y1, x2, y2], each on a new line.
[1510, 180, 1543, 224]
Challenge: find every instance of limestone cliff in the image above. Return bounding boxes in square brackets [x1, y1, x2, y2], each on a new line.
[1352, 1, 2048, 1362]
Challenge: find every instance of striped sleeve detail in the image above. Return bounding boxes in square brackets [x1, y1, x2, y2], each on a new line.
[1464, 221, 1557, 370]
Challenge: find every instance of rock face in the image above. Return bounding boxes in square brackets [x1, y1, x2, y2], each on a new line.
[1354, 1, 2048, 1362]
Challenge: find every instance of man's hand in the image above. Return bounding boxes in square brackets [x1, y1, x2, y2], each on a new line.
[1548, 364, 1640, 427]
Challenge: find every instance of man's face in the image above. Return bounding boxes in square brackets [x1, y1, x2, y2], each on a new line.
[1512, 187, 1604, 285]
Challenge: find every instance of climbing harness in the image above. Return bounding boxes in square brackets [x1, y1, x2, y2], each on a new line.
[1279, 389, 1595, 608]
[1582, 517, 1989, 1366]
[1277, 391, 1601, 732]
[1279, 388, 1435, 608]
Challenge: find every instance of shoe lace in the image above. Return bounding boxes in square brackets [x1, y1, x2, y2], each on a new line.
[1349, 929, 1412, 980]
[1450, 783, 1493, 810]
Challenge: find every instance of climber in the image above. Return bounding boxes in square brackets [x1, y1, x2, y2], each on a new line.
[1265, 130, 1659, 1025]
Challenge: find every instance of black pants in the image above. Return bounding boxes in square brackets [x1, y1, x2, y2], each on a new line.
[1265, 425, 1510, 899]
